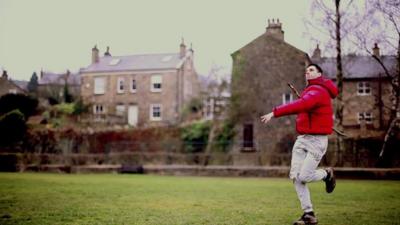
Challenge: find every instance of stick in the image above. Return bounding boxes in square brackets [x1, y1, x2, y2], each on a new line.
[287, 82, 347, 137]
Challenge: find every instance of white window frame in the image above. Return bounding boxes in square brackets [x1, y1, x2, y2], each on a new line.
[94, 77, 106, 95]
[93, 104, 106, 114]
[8, 89, 17, 94]
[150, 104, 162, 121]
[357, 82, 371, 96]
[116, 104, 126, 116]
[358, 112, 373, 124]
[282, 93, 293, 104]
[151, 75, 162, 92]
[117, 77, 125, 94]
[130, 78, 137, 93]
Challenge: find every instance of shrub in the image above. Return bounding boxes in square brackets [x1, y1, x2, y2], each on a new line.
[181, 121, 211, 153]
[0, 94, 38, 118]
[73, 99, 89, 115]
[54, 103, 75, 115]
[0, 109, 26, 146]
[212, 121, 235, 153]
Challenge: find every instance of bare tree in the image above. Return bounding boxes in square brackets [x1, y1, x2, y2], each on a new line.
[305, 0, 363, 165]
[350, 0, 400, 158]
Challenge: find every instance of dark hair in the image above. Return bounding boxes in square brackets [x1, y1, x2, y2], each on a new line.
[307, 63, 323, 74]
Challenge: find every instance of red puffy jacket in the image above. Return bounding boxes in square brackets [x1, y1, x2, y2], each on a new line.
[273, 76, 338, 135]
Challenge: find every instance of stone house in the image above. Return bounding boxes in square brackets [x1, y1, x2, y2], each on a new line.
[230, 19, 310, 154]
[38, 70, 81, 102]
[80, 41, 200, 127]
[311, 44, 398, 138]
[0, 70, 27, 97]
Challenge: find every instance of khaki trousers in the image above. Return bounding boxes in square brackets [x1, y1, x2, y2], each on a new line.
[290, 134, 328, 212]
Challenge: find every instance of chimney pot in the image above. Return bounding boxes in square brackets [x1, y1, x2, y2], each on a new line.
[92, 45, 100, 63]
[373, 43, 380, 58]
[266, 18, 284, 41]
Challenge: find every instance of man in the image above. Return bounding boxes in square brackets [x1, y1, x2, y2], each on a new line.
[260, 63, 337, 225]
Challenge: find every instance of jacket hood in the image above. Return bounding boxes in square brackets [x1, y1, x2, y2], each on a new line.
[308, 76, 338, 99]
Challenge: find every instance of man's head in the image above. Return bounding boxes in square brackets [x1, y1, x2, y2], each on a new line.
[305, 63, 323, 80]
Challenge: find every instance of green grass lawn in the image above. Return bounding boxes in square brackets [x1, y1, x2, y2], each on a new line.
[0, 173, 399, 225]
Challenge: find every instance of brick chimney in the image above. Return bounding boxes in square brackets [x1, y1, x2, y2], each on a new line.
[92, 45, 99, 63]
[180, 38, 186, 58]
[266, 18, 284, 41]
[372, 43, 380, 58]
[312, 44, 321, 60]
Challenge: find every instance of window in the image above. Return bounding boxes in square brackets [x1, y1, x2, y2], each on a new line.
[94, 77, 106, 94]
[358, 112, 373, 124]
[109, 58, 121, 66]
[357, 82, 371, 96]
[116, 104, 126, 116]
[161, 55, 172, 62]
[93, 105, 105, 114]
[243, 124, 254, 148]
[151, 75, 162, 92]
[117, 77, 125, 93]
[130, 78, 137, 93]
[150, 104, 162, 121]
[282, 93, 293, 104]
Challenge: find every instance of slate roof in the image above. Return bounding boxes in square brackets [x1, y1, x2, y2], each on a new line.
[313, 55, 397, 80]
[39, 71, 81, 85]
[80, 53, 185, 73]
[12, 80, 28, 90]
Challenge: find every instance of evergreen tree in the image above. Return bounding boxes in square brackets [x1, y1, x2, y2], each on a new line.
[27, 72, 38, 93]
[63, 83, 73, 103]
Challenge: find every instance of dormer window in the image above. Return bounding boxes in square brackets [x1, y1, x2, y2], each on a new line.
[161, 55, 172, 62]
[109, 58, 121, 66]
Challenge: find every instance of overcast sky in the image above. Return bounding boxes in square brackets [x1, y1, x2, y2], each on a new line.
[1, 0, 317, 81]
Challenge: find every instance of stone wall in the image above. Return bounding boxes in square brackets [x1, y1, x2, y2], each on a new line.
[81, 70, 180, 126]
[231, 33, 308, 154]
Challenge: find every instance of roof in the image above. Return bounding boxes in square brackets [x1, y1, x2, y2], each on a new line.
[80, 53, 186, 73]
[12, 80, 28, 90]
[313, 55, 397, 80]
[0, 77, 27, 94]
[232, 33, 307, 58]
[39, 71, 81, 85]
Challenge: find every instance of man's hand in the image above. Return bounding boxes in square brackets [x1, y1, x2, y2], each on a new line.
[260, 112, 274, 124]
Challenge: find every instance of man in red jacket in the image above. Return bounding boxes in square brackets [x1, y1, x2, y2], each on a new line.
[261, 63, 337, 225]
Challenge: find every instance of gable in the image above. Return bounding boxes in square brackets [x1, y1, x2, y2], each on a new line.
[232, 34, 306, 59]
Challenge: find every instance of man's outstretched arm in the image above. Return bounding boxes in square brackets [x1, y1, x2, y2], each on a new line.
[260, 112, 274, 124]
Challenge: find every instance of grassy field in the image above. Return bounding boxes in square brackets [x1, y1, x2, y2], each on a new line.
[0, 173, 399, 225]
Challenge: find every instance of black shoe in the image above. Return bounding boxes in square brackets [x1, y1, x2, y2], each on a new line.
[293, 212, 318, 225]
[324, 168, 336, 193]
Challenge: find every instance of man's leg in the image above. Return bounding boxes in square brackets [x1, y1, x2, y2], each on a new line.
[290, 137, 312, 212]
[292, 136, 328, 224]
[298, 135, 328, 182]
